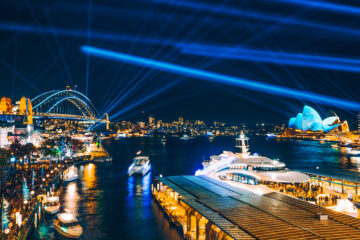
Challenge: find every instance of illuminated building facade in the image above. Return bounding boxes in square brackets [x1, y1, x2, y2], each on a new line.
[178, 116, 184, 125]
[148, 116, 155, 127]
[288, 105, 349, 133]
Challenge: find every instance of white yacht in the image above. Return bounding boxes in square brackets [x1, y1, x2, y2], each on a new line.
[63, 165, 79, 182]
[54, 212, 83, 239]
[347, 148, 360, 156]
[44, 196, 60, 215]
[128, 156, 151, 176]
[195, 132, 310, 185]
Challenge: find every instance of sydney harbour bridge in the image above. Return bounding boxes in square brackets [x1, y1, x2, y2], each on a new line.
[29, 89, 109, 128]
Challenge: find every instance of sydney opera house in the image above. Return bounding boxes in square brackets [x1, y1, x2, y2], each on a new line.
[281, 106, 349, 139]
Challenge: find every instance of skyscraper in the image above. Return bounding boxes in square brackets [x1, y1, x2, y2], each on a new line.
[149, 115, 155, 127]
[179, 116, 184, 125]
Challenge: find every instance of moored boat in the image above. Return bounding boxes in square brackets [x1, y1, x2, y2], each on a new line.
[53, 212, 83, 239]
[63, 165, 79, 182]
[195, 132, 310, 185]
[44, 196, 60, 215]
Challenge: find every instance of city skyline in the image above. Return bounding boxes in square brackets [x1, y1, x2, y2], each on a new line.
[2, 1, 360, 239]
[0, 1, 359, 123]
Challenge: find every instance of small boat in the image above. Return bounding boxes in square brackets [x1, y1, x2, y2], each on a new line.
[128, 156, 151, 176]
[54, 212, 83, 239]
[117, 133, 126, 138]
[44, 196, 60, 215]
[347, 148, 360, 156]
[330, 144, 339, 148]
[63, 166, 79, 182]
[180, 134, 193, 140]
[266, 133, 276, 138]
[161, 136, 167, 145]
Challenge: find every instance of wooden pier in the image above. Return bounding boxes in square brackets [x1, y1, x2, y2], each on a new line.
[152, 175, 360, 240]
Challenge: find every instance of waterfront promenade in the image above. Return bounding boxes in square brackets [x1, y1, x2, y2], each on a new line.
[2, 161, 65, 240]
[153, 175, 360, 240]
[0, 142, 111, 240]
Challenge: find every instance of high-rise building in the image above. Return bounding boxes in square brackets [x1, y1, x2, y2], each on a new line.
[138, 122, 145, 128]
[179, 116, 184, 125]
[149, 115, 155, 126]
[157, 120, 163, 129]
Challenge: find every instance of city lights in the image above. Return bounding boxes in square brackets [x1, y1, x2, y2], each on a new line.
[1, 0, 360, 239]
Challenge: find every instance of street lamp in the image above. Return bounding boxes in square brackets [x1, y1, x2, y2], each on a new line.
[10, 154, 16, 169]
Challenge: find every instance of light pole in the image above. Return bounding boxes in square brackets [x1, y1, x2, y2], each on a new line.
[10, 154, 16, 170]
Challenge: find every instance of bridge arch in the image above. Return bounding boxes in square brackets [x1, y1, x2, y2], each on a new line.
[31, 90, 99, 119]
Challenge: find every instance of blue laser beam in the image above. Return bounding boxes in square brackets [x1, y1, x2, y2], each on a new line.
[81, 45, 360, 111]
[179, 44, 360, 73]
[110, 80, 180, 119]
[144, 0, 360, 37]
[273, 0, 360, 16]
[0, 21, 182, 46]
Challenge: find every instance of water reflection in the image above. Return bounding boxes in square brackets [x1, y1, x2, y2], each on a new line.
[125, 173, 152, 238]
[82, 163, 103, 239]
[83, 163, 97, 190]
[127, 173, 151, 197]
[63, 182, 80, 216]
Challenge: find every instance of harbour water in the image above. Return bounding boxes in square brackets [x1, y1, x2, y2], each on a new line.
[29, 136, 358, 240]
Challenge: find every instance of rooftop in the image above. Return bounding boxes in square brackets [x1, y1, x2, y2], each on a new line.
[297, 168, 360, 184]
[158, 175, 360, 239]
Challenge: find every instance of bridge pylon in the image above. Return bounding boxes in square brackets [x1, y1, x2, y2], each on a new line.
[105, 113, 110, 130]
[20, 97, 33, 125]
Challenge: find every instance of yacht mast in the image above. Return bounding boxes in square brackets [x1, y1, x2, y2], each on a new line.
[236, 131, 250, 156]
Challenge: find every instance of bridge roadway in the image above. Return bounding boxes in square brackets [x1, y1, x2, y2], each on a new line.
[33, 113, 104, 122]
[153, 175, 360, 240]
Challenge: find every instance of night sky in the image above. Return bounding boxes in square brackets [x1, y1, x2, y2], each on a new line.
[0, 0, 360, 126]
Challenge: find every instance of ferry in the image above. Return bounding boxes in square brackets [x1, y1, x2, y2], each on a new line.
[53, 212, 83, 239]
[128, 156, 151, 176]
[44, 196, 60, 215]
[63, 165, 79, 182]
[195, 132, 310, 185]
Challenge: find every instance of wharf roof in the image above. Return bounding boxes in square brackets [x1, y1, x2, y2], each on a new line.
[297, 168, 360, 184]
[158, 175, 360, 239]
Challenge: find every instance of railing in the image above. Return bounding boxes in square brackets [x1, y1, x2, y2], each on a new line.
[13, 201, 41, 240]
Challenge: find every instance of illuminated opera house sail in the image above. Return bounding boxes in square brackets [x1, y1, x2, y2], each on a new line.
[282, 106, 349, 138]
